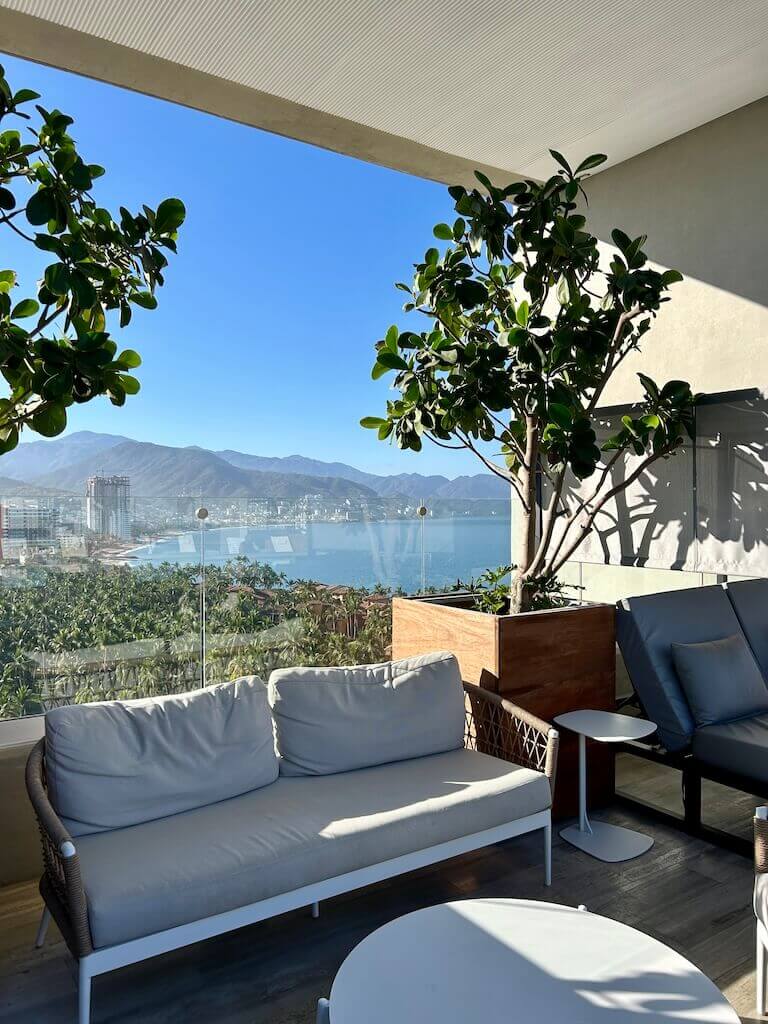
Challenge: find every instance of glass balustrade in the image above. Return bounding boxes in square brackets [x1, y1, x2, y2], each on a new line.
[0, 492, 511, 720]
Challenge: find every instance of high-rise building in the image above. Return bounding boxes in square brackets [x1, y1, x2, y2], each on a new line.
[85, 475, 132, 540]
[0, 502, 58, 559]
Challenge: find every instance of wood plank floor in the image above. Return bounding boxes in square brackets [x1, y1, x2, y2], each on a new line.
[0, 802, 760, 1024]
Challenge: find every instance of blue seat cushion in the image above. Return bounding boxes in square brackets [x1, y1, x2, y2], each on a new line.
[692, 713, 768, 786]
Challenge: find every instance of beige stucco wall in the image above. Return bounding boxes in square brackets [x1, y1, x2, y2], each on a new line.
[585, 95, 768, 404]
[0, 740, 42, 885]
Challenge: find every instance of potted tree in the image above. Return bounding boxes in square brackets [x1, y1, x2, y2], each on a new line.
[362, 151, 695, 812]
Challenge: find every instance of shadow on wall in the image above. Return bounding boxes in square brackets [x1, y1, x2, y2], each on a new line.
[562, 392, 768, 577]
[585, 95, 768, 310]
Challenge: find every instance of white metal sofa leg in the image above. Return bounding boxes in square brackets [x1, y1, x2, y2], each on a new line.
[544, 820, 552, 886]
[35, 906, 51, 949]
[316, 997, 330, 1023]
[311, 901, 320, 919]
[78, 959, 92, 1024]
[757, 924, 768, 1016]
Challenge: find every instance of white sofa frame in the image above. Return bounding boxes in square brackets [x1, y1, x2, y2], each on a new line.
[27, 681, 559, 1024]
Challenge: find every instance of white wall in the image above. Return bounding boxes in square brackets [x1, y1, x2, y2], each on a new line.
[585, 95, 768, 404]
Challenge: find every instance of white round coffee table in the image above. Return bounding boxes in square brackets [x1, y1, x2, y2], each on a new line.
[555, 709, 657, 862]
[324, 899, 737, 1023]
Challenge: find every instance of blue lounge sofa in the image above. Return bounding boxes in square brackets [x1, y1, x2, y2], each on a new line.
[617, 579, 768, 849]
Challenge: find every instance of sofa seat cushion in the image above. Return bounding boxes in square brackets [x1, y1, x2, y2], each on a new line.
[75, 747, 551, 948]
[269, 651, 465, 776]
[45, 676, 278, 837]
[691, 713, 768, 785]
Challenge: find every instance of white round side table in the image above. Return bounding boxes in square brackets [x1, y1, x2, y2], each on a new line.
[322, 899, 738, 1024]
[554, 709, 656, 862]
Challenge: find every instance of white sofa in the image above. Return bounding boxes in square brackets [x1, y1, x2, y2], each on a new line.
[26, 651, 559, 1024]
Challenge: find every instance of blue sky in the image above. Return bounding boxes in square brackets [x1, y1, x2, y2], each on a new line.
[0, 52, 487, 478]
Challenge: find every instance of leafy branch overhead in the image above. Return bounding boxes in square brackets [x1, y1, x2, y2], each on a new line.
[362, 149, 696, 612]
[0, 64, 185, 452]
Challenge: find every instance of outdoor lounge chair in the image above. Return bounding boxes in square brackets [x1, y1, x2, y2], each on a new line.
[26, 652, 558, 1024]
[616, 580, 768, 851]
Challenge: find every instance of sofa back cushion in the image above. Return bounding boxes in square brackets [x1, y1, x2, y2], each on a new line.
[672, 633, 768, 728]
[45, 676, 278, 836]
[269, 651, 465, 776]
[616, 585, 745, 751]
[726, 579, 768, 680]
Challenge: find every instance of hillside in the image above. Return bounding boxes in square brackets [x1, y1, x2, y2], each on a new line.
[32, 440, 379, 499]
[0, 431, 126, 482]
[5, 431, 509, 500]
[214, 451, 508, 499]
[0, 476, 72, 498]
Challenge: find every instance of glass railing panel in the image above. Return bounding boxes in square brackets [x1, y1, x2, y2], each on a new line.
[421, 497, 511, 593]
[0, 492, 202, 720]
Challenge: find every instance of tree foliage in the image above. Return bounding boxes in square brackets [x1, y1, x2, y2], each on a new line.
[0, 65, 185, 452]
[363, 151, 696, 611]
[0, 558, 392, 719]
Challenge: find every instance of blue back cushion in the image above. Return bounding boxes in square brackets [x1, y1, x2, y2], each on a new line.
[726, 579, 768, 680]
[616, 586, 745, 751]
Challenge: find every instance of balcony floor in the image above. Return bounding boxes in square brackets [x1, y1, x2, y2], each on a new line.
[0, 804, 759, 1024]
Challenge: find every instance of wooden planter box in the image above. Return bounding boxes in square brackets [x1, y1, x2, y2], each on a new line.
[392, 595, 616, 818]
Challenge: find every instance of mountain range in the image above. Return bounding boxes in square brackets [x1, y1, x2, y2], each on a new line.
[0, 431, 509, 501]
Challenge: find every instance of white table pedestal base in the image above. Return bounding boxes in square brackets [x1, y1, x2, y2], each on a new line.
[560, 820, 654, 862]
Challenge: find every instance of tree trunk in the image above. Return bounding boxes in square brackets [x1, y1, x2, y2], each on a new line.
[509, 417, 539, 614]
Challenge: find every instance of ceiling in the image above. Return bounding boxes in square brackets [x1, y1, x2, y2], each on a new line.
[1, 0, 768, 182]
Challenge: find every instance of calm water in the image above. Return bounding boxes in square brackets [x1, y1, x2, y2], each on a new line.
[128, 516, 511, 592]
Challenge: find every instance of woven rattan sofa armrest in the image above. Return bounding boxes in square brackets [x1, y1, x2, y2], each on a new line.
[755, 807, 768, 874]
[462, 681, 559, 793]
[25, 738, 93, 958]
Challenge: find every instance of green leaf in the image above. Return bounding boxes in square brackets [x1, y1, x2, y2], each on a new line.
[474, 170, 493, 190]
[44, 263, 71, 296]
[33, 234, 61, 254]
[549, 149, 572, 175]
[360, 416, 387, 429]
[0, 269, 15, 293]
[31, 403, 67, 437]
[154, 197, 186, 235]
[0, 187, 14, 210]
[574, 153, 607, 174]
[637, 372, 659, 400]
[548, 403, 572, 428]
[115, 348, 141, 369]
[611, 228, 632, 254]
[516, 300, 529, 327]
[26, 189, 56, 226]
[70, 271, 96, 309]
[11, 298, 39, 319]
[12, 88, 40, 105]
[433, 223, 454, 241]
[661, 269, 683, 286]
[377, 350, 409, 371]
[118, 374, 140, 395]
[371, 362, 390, 380]
[130, 290, 158, 310]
